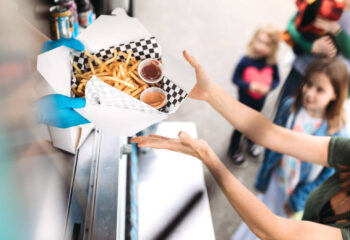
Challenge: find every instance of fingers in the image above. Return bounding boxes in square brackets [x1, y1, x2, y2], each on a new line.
[37, 94, 86, 110]
[62, 38, 85, 52]
[130, 136, 147, 144]
[131, 135, 170, 144]
[183, 50, 194, 66]
[130, 136, 161, 147]
[321, 36, 332, 42]
[314, 36, 337, 57]
[131, 132, 208, 160]
[323, 39, 337, 58]
[319, 36, 334, 48]
[328, 49, 337, 58]
[61, 109, 90, 128]
[41, 39, 85, 53]
[130, 135, 169, 146]
[178, 131, 196, 148]
[41, 41, 54, 53]
[148, 134, 170, 140]
[58, 95, 87, 109]
[183, 50, 201, 70]
[131, 133, 190, 149]
[130, 135, 180, 151]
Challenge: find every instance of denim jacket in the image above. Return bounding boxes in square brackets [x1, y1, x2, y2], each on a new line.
[255, 97, 348, 212]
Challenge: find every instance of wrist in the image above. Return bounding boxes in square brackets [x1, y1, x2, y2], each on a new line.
[333, 26, 342, 36]
[200, 147, 219, 166]
[206, 81, 221, 103]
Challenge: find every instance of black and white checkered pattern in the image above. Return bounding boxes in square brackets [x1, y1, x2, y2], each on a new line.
[159, 77, 188, 113]
[85, 76, 163, 114]
[70, 36, 188, 114]
[71, 36, 161, 76]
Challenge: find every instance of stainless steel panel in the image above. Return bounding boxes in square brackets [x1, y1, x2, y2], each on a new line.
[65, 129, 128, 240]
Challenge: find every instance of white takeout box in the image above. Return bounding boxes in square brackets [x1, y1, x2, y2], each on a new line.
[37, 8, 195, 152]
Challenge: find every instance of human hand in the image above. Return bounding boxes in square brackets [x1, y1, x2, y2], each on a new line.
[183, 50, 216, 101]
[249, 82, 261, 93]
[41, 38, 85, 53]
[131, 131, 214, 162]
[250, 82, 270, 95]
[257, 84, 270, 96]
[283, 202, 294, 218]
[311, 36, 337, 58]
[314, 17, 342, 35]
[34, 94, 90, 128]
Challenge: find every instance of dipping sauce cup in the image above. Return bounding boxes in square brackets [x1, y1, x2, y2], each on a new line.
[138, 59, 164, 84]
[140, 87, 167, 109]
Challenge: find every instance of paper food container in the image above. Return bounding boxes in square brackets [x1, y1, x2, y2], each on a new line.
[37, 8, 195, 152]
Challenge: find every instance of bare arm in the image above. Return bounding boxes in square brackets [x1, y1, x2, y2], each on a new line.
[205, 148, 341, 240]
[207, 82, 330, 166]
[131, 133, 341, 240]
[183, 51, 330, 167]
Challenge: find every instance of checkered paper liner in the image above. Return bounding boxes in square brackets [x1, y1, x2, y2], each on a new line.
[70, 36, 187, 113]
[85, 76, 162, 114]
[158, 78, 187, 113]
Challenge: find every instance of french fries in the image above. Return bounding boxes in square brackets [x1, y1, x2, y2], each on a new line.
[72, 50, 150, 98]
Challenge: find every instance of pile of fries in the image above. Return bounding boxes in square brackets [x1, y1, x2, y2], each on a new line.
[71, 49, 160, 99]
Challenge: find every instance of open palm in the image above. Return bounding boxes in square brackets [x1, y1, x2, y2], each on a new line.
[131, 131, 213, 162]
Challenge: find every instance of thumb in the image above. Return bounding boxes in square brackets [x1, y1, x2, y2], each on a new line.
[61, 38, 85, 52]
[41, 41, 54, 53]
[57, 95, 86, 109]
[183, 50, 200, 69]
[65, 97, 86, 109]
[178, 131, 195, 146]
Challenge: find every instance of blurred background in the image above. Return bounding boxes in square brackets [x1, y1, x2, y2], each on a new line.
[0, 0, 295, 239]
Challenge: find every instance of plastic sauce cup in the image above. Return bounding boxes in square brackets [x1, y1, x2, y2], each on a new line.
[138, 59, 164, 84]
[140, 87, 167, 109]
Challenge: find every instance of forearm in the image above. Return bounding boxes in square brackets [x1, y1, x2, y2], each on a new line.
[207, 82, 285, 152]
[206, 83, 330, 166]
[203, 152, 342, 240]
[203, 152, 279, 239]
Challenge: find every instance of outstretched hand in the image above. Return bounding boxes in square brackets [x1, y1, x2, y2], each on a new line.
[183, 50, 216, 101]
[311, 36, 337, 58]
[131, 131, 213, 162]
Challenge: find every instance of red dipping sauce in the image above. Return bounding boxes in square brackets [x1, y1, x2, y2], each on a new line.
[140, 60, 162, 82]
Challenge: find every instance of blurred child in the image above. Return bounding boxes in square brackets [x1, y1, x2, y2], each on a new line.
[228, 24, 280, 166]
[232, 58, 349, 240]
[276, 0, 350, 110]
